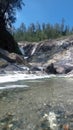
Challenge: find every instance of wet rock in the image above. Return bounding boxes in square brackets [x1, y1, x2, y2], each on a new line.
[8, 53, 27, 65]
[0, 48, 15, 63]
[42, 112, 58, 130]
[23, 43, 34, 56]
[0, 113, 24, 130]
[45, 63, 57, 74]
[67, 70, 73, 75]
[0, 58, 8, 68]
[34, 103, 73, 130]
[56, 66, 65, 74]
[63, 124, 70, 130]
[3, 64, 29, 73]
[18, 37, 73, 76]
[60, 42, 71, 49]
[0, 48, 29, 66]
[65, 67, 73, 74]
[30, 66, 42, 72]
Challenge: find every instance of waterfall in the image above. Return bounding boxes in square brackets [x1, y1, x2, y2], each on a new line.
[19, 46, 25, 55]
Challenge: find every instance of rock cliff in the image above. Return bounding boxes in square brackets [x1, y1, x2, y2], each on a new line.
[1, 35, 73, 75]
[18, 35, 73, 75]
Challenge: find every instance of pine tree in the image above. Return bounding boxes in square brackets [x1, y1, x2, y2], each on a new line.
[0, 0, 24, 29]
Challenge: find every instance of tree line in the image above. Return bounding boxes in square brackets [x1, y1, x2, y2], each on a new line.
[0, 1, 73, 43]
[13, 19, 73, 42]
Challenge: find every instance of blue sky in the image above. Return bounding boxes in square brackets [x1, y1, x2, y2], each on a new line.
[14, 0, 73, 28]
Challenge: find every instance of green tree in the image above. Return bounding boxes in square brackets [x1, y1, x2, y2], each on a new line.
[0, 0, 24, 54]
[60, 18, 65, 35]
[45, 23, 53, 38]
[71, 27, 73, 34]
[42, 23, 46, 31]
[27, 23, 35, 41]
[14, 23, 27, 41]
[53, 23, 61, 38]
[35, 22, 42, 41]
[28, 23, 35, 33]
[41, 23, 47, 40]
[64, 25, 70, 35]
[19, 23, 26, 33]
[0, 0, 24, 29]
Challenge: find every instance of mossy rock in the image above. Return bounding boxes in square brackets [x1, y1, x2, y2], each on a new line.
[0, 29, 22, 55]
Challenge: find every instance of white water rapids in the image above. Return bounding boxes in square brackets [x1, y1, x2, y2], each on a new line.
[0, 68, 73, 90]
[0, 73, 53, 84]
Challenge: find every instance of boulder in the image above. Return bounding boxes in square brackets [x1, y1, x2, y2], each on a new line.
[0, 58, 8, 68]
[0, 48, 15, 63]
[0, 48, 29, 66]
[45, 63, 57, 74]
[56, 66, 65, 74]
[8, 53, 25, 64]
[30, 66, 42, 71]
[67, 70, 73, 75]
[7, 52, 29, 66]
[45, 63, 72, 74]
[52, 64, 73, 74]
[4, 64, 24, 72]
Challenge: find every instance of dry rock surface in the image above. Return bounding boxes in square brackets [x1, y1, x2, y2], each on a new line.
[18, 36, 73, 75]
[1, 35, 73, 75]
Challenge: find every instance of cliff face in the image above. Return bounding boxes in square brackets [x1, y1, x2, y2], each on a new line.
[0, 35, 73, 75]
[19, 35, 73, 74]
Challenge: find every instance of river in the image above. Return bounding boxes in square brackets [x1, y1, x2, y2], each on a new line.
[0, 77, 73, 130]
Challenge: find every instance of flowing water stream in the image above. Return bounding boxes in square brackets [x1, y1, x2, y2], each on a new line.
[0, 77, 73, 130]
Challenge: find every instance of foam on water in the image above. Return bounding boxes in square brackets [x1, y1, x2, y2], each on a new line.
[0, 72, 72, 86]
[0, 85, 29, 90]
[0, 73, 54, 84]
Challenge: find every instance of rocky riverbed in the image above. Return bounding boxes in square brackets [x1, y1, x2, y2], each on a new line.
[0, 77, 73, 130]
[0, 36, 73, 130]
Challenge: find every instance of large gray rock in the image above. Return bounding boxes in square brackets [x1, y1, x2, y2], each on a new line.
[0, 48, 29, 65]
[0, 48, 15, 63]
[56, 66, 65, 74]
[45, 63, 57, 74]
[0, 58, 8, 68]
[17, 37, 73, 75]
